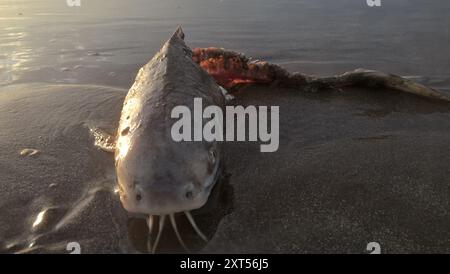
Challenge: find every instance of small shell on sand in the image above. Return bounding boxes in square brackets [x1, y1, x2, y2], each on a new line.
[20, 148, 40, 157]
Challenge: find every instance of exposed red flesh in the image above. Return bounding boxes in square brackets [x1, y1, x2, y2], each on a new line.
[193, 47, 273, 88]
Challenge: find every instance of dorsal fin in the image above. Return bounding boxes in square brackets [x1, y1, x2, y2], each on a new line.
[171, 25, 185, 41]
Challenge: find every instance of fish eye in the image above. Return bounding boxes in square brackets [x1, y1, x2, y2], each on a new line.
[185, 191, 193, 200]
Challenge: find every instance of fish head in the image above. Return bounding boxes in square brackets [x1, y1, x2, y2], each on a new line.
[116, 130, 222, 216]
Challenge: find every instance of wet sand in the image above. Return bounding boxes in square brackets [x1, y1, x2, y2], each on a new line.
[207, 85, 450, 253]
[0, 83, 449, 253]
[1, 0, 450, 254]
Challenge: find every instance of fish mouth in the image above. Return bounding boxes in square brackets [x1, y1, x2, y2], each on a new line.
[120, 160, 222, 253]
[145, 160, 222, 253]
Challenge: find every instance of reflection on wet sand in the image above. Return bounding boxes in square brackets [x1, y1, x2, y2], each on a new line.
[0, 29, 28, 84]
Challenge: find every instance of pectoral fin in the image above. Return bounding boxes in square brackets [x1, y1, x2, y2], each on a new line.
[89, 127, 116, 153]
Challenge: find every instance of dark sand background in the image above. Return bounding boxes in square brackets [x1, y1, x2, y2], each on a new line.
[0, 0, 449, 253]
[1, 83, 449, 254]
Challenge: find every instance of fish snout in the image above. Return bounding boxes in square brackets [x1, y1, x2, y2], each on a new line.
[118, 180, 208, 216]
